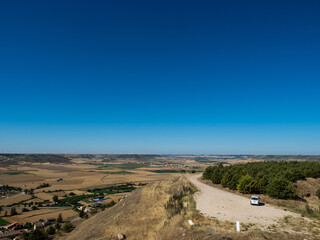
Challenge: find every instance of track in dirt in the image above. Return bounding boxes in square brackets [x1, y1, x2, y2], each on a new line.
[188, 174, 299, 226]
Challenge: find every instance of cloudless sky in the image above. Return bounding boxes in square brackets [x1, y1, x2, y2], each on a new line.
[1, 0, 320, 154]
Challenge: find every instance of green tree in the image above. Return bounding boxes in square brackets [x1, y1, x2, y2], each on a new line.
[55, 221, 61, 230]
[57, 213, 63, 223]
[53, 195, 59, 203]
[221, 172, 232, 188]
[0, 205, 2, 216]
[237, 175, 259, 194]
[210, 165, 225, 184]
[202, 166, 214, 180]
[228, 174, 240, 190]
[20, 229, 49, 240]
[10, 207, 17, 216]
[266, 178, 298, 199]
[32, 206, 38, 210]
[257, 176, 268, 194]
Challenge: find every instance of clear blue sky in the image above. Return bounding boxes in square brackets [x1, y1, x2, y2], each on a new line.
[1, 0, 320, 154]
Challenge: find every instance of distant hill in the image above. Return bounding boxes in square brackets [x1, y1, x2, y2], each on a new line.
[251, 155, 320, 162]
[0, 154, 71, 166]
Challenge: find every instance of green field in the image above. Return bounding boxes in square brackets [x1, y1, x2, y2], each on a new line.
[100, 171, 135, 174]
[90, 170, 135, 174]
[87, 184, 136, 194]
[0, 171, 29, 175]
[98, 163, 146, 170]
[149, 170, 186, 173]
[0, 218, 9, 225]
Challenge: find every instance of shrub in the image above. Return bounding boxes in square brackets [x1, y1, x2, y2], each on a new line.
[55, 221, 61, 230]
[165, 191, 183, 217]
[266, 178, 298, 199]
[22, 207, 29, 212]
[62, 222, 74, 232]
[316, 188, 320, 199]
[32, 206, 38, 210]
[24, 222, 33, 229]
[47, 226, 56, 235]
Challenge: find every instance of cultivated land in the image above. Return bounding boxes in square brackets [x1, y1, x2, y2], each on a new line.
[0, 154, 319, 239]
[0, 154, 209, 225]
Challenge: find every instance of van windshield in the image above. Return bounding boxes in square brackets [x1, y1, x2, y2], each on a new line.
[251, 197, 259, 200]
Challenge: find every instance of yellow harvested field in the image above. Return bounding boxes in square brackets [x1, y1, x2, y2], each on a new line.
[3, 208, 77, 224]
[0, 194, 31, 205]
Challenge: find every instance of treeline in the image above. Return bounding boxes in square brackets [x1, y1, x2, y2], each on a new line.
[203, 161, 320, 199]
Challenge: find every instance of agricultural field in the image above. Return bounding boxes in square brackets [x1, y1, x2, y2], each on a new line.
[0, 154, 215, 225]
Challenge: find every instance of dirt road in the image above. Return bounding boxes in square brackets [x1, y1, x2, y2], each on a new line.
[189, 174, 299, 226]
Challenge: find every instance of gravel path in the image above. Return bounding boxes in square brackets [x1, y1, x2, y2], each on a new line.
[189, 174, 299, 226]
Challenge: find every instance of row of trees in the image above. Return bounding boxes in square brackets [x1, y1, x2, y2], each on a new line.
[203, 161, 320, 199]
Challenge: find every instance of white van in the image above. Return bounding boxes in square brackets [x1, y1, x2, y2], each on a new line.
[250, 195, 260, 205]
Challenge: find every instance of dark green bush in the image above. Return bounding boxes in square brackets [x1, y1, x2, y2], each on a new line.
[266, 178, 298, 199]
[237, 175, 259, 194]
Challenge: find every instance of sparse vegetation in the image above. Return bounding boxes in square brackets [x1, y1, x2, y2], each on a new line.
[62, 221, 74, 232]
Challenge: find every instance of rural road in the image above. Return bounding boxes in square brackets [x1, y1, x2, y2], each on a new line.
[188, 174, 298, 226]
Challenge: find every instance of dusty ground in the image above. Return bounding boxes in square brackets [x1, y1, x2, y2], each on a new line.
[188, 174, 300, 226]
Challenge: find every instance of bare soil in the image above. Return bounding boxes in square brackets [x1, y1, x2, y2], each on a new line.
[188, 174, 300, 226]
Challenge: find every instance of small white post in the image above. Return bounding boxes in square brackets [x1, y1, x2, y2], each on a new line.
[236, 221, 240, 232]
[188, 220, 194, 226]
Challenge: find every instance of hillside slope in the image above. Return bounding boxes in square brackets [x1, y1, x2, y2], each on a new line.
[61, 177, 227, 240]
